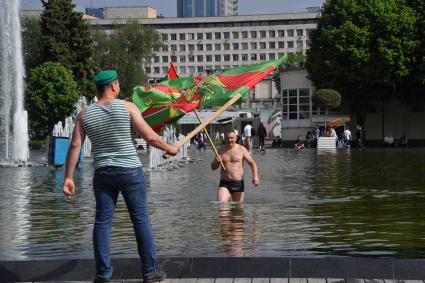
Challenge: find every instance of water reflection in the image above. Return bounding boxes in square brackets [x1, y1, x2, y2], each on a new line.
[217, 203, 260, 256]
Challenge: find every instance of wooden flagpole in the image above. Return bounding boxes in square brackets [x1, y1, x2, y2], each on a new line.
[163, 92, 241, 159]
[194, 109, 226, 170]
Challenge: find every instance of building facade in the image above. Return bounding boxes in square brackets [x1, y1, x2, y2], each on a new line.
[90, 12, 319, 109]
[177, 0, 238, 17]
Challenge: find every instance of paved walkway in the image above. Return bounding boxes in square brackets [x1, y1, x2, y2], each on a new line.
[29, 279, 423, 283]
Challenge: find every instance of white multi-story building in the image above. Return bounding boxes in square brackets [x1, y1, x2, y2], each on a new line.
[91, 12, 319, 110]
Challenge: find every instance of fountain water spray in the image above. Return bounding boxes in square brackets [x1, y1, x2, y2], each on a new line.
[0, 0, 29, 164]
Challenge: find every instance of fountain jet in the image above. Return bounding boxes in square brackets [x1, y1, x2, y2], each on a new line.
[0, 0, 29, 164]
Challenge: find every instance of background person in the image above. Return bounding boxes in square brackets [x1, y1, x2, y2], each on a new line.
[294, 135, 305, 150]
[63, 70, 178, 283]
[243, 122, 253, 151]
[257, 121, 267, 152]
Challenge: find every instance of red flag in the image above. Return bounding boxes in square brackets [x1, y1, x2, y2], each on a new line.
[164, 63, 178, 81]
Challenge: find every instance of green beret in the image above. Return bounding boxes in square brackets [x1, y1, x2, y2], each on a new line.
[93, 70, 118, 86]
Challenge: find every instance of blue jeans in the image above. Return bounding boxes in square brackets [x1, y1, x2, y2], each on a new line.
[93, 166, 157, 278]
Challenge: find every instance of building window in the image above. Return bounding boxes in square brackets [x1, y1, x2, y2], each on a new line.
[171, 44, 177, 51]
[250, 42, 257, 49]
[197, 44, 204, 51]
[241, 43, 248, 50]
[215, 32, 221, 39]
[188, 44, 195, 51]
[269, 30, 276, 38]
[206, 44, 213, 50]
[232, 43, 239, 50]
[162, 56, 169, 62]
[282, 88, 311, 120]
[197, 55, 204, 62]
[287, 41, 294, 48]
[179, 55, 186, 62]
[188, 66, 195, 74]
[187, 33, 195, 40]
[215, 43, 221, 50]
[179, 44, 186, 51]
[197, 66, 204, 73]
[162, 67, 168, 74]
[269, 53, 276, 60]
[188, 55, 195, 62]
[241, 54, 248, 61]
[197, 33, 204, 40]
[232, 54, 239, 61]
[224, 32, 230, 39]
[179, 33, 185, 40]
[296, 41, 303, 48]
[250, 53, 257, 61]
[260, 42, 266, 49]
[206, 32, 212, 39]
[269, 42, 276, 49]
[232, 31, 239, 39]
[260, 30, 267, 38]
[278, 41, 284, 48]
[241, 31, 248, 38]
[278, 30, 284, 37]
[162, 34, 168, 41]
[154, 67, 160, 74]
[224, 54, 231, 61]
[162, 46, 169, 52]
[250, 31, 257, 38]
[224, 43, 230, 50]
[171, 55, 177, 62]
[296, 29, 304, 36]
[206, 55, 213, 62]
[287, 29, 294, 37]
[179, 66, 186, 73]
[259, 53, 266, 60]
[171, 33, 177, 40]
[215, 54, 221, 62]
[145, 67, 151, 74]
[154, 56, 160, 63]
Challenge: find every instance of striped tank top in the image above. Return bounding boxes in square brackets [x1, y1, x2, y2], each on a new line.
[82, 99, 142, 169]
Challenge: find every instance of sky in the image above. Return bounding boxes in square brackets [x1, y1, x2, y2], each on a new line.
[21, 0, 325, 17]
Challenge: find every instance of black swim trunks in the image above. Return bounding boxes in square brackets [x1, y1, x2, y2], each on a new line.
[219, 179, 245, 193]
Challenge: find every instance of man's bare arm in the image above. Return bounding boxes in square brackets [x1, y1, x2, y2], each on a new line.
[242, 147, 259, 186]
[126, 102, 178, 155]
[63, 111, 86, 197]
[211, 149, 223, 170]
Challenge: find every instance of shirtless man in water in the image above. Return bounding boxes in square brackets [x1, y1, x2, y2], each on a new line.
[211, 131, 260, 202]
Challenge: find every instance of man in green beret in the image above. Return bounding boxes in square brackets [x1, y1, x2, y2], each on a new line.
[63, 70, 178, 282]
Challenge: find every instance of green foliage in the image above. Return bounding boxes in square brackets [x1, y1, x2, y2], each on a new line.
[403, 0, 425, 103]
[273, 51, 306, 93]
[22, 17, 43, 76]
[40, 0, 96, 98]
[29, 140, 46, 150]
[26, 62, 80, 140]
[93, 20, 163, 98]
[312, 89, 342, 109]
[306, 0, 418, 123]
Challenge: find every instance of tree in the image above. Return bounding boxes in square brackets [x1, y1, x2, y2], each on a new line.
[403, 0, 425, 104]
[22, 16, 43, 76]
[306, 0, 417, 126]
[40, 0, 96, 98]
[93, 20, 163, 98]
[312, 89, 342, 126]
[26, 62, 79, 140]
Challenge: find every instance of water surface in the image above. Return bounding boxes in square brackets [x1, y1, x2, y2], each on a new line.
[1, 148, 425, 260]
